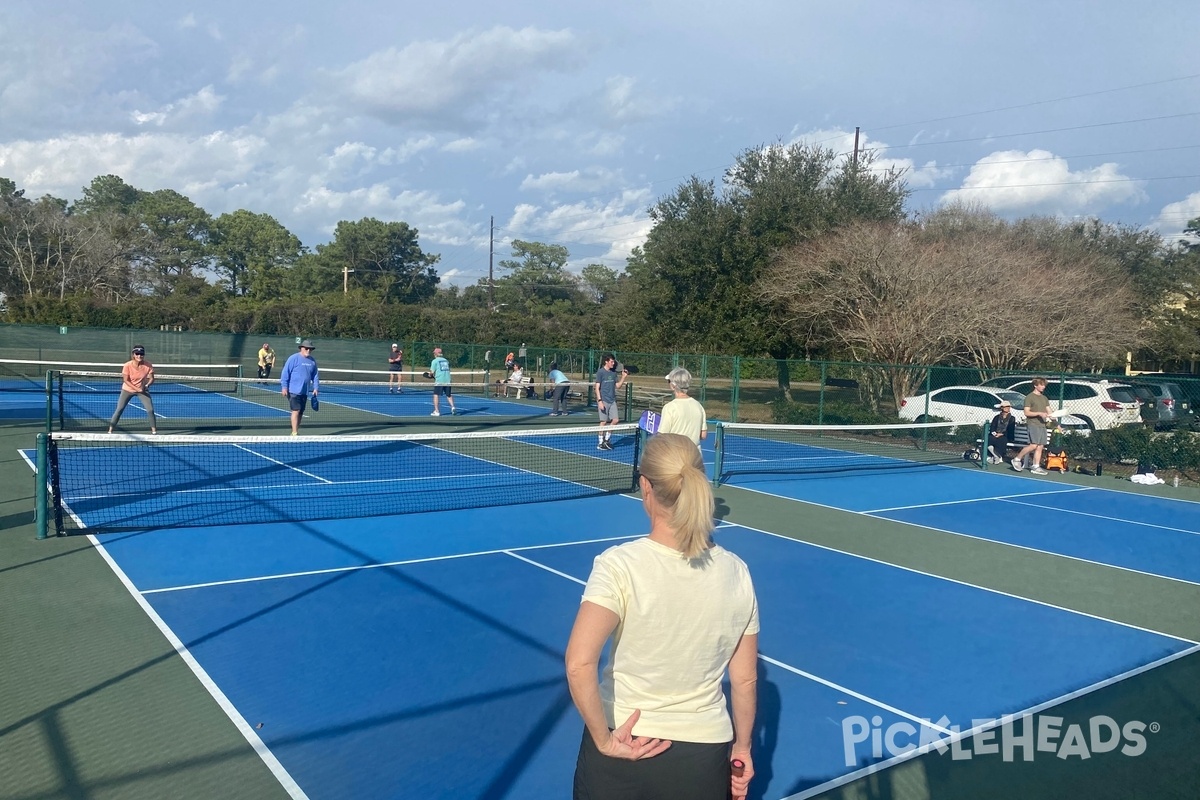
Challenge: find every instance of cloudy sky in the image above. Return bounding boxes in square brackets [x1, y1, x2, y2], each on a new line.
[2, 1, 1197, 287]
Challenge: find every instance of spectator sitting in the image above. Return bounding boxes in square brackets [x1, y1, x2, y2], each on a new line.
[496, 364, 527, 397]
[988, 401, 1016, 464]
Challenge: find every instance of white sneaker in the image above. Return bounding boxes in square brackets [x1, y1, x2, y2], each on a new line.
[1011, 457, 1024, 472]
[430, 410, 440, 416]
[1030, 467, 1048, 475]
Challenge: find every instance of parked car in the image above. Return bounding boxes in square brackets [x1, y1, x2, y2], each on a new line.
[898, 386, 1089, 434]
[1004, 380, 1140, 430]
[978, 375, 1039, 390]
[1127, 384, 1161, 429]
[1135, 381, 1194, 429]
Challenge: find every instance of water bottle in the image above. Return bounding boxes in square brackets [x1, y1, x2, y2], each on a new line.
[1173, 475, 1180, 488]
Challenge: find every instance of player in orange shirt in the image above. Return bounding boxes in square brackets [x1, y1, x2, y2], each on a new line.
[108, 345, 157, 434]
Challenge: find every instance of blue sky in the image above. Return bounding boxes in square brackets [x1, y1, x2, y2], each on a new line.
[1, 1, 1197, 287]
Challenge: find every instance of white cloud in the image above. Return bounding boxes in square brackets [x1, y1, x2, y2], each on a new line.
[131, 85, 225, 127]
[599, 76, 670, 125]
[940, 149, 1146, 214]
[329, 26, 583, 126]
[503, 189, 653, 270]
[178, 14, 197, 29]
[441, 137, 481, 153]
[520, 168, 623, 194]
[293, 184, 472, 245]
[0, 131, 268, 199]
[787, 127, 949, 188]
[1153, 191, 1200, 244]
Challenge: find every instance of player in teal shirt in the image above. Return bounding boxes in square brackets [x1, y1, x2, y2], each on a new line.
[430, 347, 457, 416]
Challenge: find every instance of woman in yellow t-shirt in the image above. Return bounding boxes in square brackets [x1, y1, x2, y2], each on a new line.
[566, 434, 759, 800]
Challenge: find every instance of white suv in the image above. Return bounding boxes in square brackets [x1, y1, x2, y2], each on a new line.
[1005, 380, 1141, 430]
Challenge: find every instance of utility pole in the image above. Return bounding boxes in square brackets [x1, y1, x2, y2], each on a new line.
[852, 126, 860, 169]
[343, 264, 354, 293]
[488, 215, 495, 312]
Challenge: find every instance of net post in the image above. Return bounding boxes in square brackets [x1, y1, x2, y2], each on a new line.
[623, 383, 632, 422]
[35, 433, 48, 539]
[712, 422, 724, 486]
[236, 364, 244, 379]
[980, 421, 989, 470]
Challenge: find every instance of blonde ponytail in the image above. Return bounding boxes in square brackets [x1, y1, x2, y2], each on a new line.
[640, 433, 714, 559]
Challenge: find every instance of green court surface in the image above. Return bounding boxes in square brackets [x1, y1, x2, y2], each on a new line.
[2, 417, 1199, 799]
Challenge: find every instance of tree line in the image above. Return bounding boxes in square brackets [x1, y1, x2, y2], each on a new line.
[2, 144, 1198, 384]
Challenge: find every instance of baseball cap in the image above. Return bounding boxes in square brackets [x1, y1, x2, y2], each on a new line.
[433, 347, 443, 355]
[392, 343, 399, 348]
[131, 346, 145, 355]
[996, 401, 1012, 409]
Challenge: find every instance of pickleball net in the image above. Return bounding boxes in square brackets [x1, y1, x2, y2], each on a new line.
[36, 424, 642, 536]
[713, 420, 981, 483]
[0, 359, 240, 392]
[48, 370, 552, 430]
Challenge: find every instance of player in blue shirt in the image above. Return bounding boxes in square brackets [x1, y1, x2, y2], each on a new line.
[280, 339, 319, 434]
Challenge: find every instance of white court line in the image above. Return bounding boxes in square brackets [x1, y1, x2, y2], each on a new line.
[864, 485, 1092, 514]
[998, 495, 1200, 536]
[868, 516, 1200, 590]
[715, 510, 1195, 647]
[141, 534, 642, 594]
[728, 480, 1200, 613]
[234, 444, 333, 484]
[88, 534, 311, 799]
[16, 447, 308, 799]
[759, 655, 954, 735]
[779, 642, 1200, 800]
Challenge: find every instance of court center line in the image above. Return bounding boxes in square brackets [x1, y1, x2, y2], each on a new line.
[998, 495, 1200, 536]
[758, 655, 954, 735]
[504, 546, 953, 736]
[863, 486, 1092, 514]
[233, 444, 333, 484]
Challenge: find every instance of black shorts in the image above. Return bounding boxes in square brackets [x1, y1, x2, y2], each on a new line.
[288, 394, 308, 413]
[573, 729, 730, 800]
[434, 385, 452, 397]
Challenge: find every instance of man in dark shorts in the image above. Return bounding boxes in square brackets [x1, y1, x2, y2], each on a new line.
[388, 343, 404, 393]
[280, 339, 319, 435]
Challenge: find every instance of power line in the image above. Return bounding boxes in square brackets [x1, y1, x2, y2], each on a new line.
[864, 73, 1200, 134]
[862, 112, 1200, 153]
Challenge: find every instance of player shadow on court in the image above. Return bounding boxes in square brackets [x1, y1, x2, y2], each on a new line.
[749, 658, 782, 800]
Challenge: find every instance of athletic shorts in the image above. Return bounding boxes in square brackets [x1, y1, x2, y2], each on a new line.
[288, 394, 308, 413]
[1026, 421, 1048, 445]
[389, 363, 403, 372]
[434, 385, 452, 397]
[597, 401, 619, 423]
[572, 729, 730, 800]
